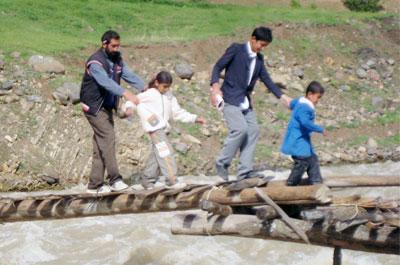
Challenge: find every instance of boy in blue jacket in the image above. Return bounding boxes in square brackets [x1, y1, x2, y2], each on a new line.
[281, 81, 327, 186]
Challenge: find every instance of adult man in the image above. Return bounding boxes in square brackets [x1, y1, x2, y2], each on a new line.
[80, 30, 145, 193]
[210, 26, 291, 180]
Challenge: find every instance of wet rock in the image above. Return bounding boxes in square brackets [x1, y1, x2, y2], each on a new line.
[174, 63, 194, 80]
[356, 68, 367, 79]
[1, 80, 13, 90]
[28, 55, 65, 74]
[173, 142, 189, 154]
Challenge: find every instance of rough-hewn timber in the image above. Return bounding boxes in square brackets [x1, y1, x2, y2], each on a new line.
[171, 213, 400, 255]
[0, 184, 330, 222]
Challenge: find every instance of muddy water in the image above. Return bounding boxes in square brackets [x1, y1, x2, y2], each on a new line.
[0, 161, 399, 265]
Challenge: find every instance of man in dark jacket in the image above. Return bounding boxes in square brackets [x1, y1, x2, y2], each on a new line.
[210, 26, 291, 180]
[80, 30, 145, 193]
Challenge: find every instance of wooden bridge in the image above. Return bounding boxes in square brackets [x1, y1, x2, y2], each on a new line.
[1, 175, 399, 264]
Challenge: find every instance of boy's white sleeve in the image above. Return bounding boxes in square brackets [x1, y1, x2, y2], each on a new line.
[171, 96, 197, 123]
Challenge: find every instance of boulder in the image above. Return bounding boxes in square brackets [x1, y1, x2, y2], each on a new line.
[28, 55, 65, 74]
[52, 82, 80, 105]
[174, 63, 194, 80]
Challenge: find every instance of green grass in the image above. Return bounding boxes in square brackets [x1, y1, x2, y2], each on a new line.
[378, 133, 400, 147]
[347, 135, 369, 147]
[0, 0, 391, 56]
[377, 108, 400, 126]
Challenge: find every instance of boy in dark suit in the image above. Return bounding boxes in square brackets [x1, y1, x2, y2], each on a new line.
[210, 26, 291, 180]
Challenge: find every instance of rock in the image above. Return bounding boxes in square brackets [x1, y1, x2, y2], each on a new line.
[361, 63, 369, 70]
[271, 73, 290, 88]
[293, 68, 304, 79]
[319, 152, 334, 163]
[11, 51, 20, 58]
[20, 98, 35, 112]
[174, 63, 194, 80]
[289, 81, 304, 92]
[4, 95, 20, 104]
[386, 58, 395, 65]
[26, 95, 43, 103]
[28, 55, 65, 74]
[1, 80, 13, 90]
[366, 59, 376, 68]
[356, 47, 379, 61]
[356, 68, 367, 79]
[39, 174, 59, 185]
[358, 146, 367, 153]
[52, 82, 80, 105]
[182, 134, 201, 145]
[322, 77, 330, 83]
[0, 89, 11, 96]
[339, 85, 351, 92]
[201, 127, 211, 137]
[367, 69, 380, 81]
[0, 59, 4, 70]
[371, 97, 384, 109]
[173, 142, 189, 154]
[367, 138, 378, 148]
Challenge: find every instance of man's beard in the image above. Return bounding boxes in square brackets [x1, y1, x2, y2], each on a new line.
[105, 50, 121, 62]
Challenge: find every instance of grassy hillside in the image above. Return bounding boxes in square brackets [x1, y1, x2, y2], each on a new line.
[0, 0, 391, 55]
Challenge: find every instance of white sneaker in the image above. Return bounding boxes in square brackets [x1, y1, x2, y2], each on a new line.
[87, 185, 112, 194]
[111, 180, 129, 191]
[166, 182, 187, 189]
[130, 184, 145, 191]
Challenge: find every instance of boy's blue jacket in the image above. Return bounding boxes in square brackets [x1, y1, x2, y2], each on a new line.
[281, 97, 324, 157]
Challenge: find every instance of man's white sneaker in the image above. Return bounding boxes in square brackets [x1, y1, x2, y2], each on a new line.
[166, 182, 187, 189]
[111, 180, 129, 191]
[87, 185, 112, 194]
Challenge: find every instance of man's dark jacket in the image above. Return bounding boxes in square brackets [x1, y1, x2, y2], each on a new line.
[210, 43, 282, 108]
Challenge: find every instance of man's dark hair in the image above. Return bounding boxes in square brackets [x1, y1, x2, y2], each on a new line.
[306, 81, 325, 95]
[101, 30, 120, 44]
[252, 27, 273, 42]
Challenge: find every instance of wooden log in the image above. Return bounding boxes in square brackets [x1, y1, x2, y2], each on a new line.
[199, 200, 232, 216]
[254, 205, 278, 220]
[202, 184, 330, 206]
[267, 175, 400, 188]
[171, 213, 400, 255]
[254, 187, 310, 244]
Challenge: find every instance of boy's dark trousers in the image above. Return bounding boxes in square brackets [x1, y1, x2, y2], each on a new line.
[287, 154, 322, 186]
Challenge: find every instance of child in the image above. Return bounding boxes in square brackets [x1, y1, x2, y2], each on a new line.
[281, 81, 327, 186]
[124, 71, 205, 189]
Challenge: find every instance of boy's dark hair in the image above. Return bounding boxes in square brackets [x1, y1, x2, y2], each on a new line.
[306, 81, 325, 95]
[252, 27, 273, 42]
[101, 30, 120, 44]
[148, 71, 173, 88]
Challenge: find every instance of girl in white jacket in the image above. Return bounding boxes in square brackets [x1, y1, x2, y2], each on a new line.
[124, 71, 205, 189]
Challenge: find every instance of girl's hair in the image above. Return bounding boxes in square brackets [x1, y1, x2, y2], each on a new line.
[148, 71, 173, 88]
[306, 81, 325, 95]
